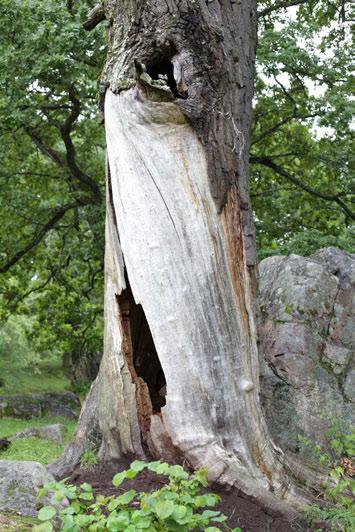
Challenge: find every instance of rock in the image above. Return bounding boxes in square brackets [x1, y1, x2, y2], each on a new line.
[0, 460, 54, 516]
[259, 247, 354, 451]
[11, 423, 67, 444]
[0, 439, 10, 451]
[0, 392, 80, 420]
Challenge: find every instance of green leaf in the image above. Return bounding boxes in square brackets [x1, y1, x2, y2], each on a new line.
[112, 471, 127, 487]
[80, 482, 93, 492]
[193, 468, 208, 486]
[130, 460, 147, 472]
[106, 511, 130, 530]
[70, 500, 81, 514]
[155, 463, 171, 475]
[37, 487, 47, 498]
[147, 461, 162, 473]
[116, 489, 137, 505]
[201, 510, 221, 519]
[125, 469, 138, 479]
[79, 491, 94, 501]
[74, 514, 96, 526]
[155, 500, 175, 520]
[38, 506, 56, 521]
[168, 465, 188, 480]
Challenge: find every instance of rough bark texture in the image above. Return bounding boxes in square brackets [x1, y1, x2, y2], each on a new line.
[101, 0, 257, 270]
[53, 0, 318, 514]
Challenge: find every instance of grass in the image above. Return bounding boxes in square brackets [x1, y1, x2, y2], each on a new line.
[0, 358, 71, 396]
[0, 513, 38, 531]
[0, 416, 76, 464]
[0, 358, 76, 464]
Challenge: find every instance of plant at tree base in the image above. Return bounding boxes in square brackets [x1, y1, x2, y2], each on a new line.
[80, 450, 98, 471]
[34, 461, 241, 532]
[301, 426, 355, 531]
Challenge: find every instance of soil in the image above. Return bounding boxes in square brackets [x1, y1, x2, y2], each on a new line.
[68, 459, 310, 532]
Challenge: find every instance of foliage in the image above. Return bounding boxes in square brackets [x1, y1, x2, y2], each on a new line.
[35, 461, 241, 532]
[0, 347, 70, 395]
[301, 424, 355, 531]
[80, 450, 98, 470]
[253, 1, 354, 258]
[298, 421, 355, 467]
[0, 315, 38, 369]
[0, 416, 76, 464]
[0, 0, 105, 383]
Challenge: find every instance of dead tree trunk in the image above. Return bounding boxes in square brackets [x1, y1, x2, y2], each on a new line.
[51, 0, 319, 515]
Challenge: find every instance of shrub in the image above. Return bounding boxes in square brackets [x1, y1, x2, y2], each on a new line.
[34, 460, 241, 531]
[302, 426, 355, 531]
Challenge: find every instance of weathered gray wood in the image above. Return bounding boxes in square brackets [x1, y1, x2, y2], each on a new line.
[54, 0, 320, 514]
[102, 83, 309, 513]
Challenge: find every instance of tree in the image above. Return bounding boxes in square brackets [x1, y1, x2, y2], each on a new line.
[0, 0, 106, 382]
[252, 0, 354, 258]
[51, 0, 332, 515]
[0, 1, 352, 382]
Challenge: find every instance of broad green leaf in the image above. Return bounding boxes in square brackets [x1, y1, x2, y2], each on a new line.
[79, 491, 94, 501]
[116, 489, 137, 505]
[130, 460, 147, 472]
[155, 499, 175, 520]
[112, 471, 127, 487]
[80, 482, 93, 492]
[38, 506, 56, 521]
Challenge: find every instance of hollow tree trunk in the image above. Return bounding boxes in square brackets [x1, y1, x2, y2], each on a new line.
[50, 0, 318, 515]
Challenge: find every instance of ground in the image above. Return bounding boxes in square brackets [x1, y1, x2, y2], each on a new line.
[0, 358, 312, 530]
[68, 460, 310, 532]
[0, 357, 71, 396]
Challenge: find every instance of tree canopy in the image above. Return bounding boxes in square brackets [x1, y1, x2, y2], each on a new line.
[0, 0, 353, 381]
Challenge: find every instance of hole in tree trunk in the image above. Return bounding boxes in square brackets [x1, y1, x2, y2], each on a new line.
[146, 60, 188, 99]
[117, 278, 166, 414]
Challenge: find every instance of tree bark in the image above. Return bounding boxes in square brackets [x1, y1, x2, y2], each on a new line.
[51, 0, 320, 515]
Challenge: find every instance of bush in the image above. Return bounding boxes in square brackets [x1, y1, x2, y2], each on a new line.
[302, 426, 355, 531]
[34, 461, 241, 531]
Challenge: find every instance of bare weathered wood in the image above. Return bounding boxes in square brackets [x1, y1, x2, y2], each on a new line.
[55, 0, 321, 514]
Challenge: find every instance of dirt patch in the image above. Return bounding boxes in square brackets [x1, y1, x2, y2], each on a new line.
[68, 460, 309, 531]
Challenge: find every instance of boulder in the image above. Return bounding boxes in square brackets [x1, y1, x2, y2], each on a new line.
[0, 460, 54, 516]
[11, 423, 67, 444]
[259, 247, 354, 451]
[0, 392, 80, 420]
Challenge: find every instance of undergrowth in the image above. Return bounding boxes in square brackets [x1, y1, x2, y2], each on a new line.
[34, 460, 241, 532]
[301, 425, 355, 531]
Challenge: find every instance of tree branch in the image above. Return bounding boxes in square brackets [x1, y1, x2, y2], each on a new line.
[83, 4, 105, 31]
[252, 113, 317, 145]
[250, 155, 355, 220]
[258, 0, 312, 18]
[60, 87, 102, 203]
[0, 201, 89, 274]
[26, 88, 102, 203]
[26, 128, 66, 168]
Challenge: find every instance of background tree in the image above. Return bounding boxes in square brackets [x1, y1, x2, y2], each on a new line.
[0, 0, 105, 385]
